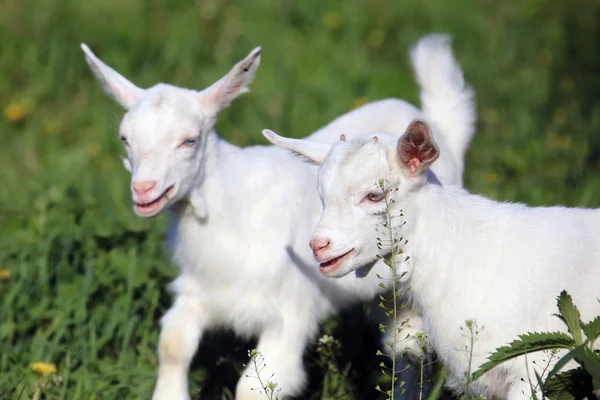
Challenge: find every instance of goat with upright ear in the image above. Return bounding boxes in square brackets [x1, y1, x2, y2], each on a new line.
[294, 110, 600, 399]
[80, 43, 146, 109]
[200, 47, 262, 115]
[397, 119, 440, 176]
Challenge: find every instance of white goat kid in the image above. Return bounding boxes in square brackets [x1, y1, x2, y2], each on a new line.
[81, 33, 475, 400]
[264, 119, 600, 398]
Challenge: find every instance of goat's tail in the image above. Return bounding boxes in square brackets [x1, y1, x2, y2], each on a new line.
[410, 34, 476, 166]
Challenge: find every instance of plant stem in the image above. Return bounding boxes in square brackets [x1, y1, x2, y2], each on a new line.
[384, 185, 398, 399]
[419, 342, 425, 400]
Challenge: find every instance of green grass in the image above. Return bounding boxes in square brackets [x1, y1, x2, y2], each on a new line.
[1, 0, 600, 398]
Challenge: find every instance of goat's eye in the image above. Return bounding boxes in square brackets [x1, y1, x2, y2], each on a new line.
[180, 138, 197, 148]
[120, 136, 129, 146]
[366, 192, 385, 202]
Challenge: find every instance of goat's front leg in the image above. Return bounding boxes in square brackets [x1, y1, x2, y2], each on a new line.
[152, 295, 207, 400]
[235, 316, 316, 400]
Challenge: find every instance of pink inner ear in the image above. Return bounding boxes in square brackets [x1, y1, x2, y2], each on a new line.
[406, 158, 421, 174]
[399, 121, 438, 174]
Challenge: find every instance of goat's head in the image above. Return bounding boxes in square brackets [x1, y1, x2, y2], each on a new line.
[81, 44, 261, 218]
[263, 119, 439, 277]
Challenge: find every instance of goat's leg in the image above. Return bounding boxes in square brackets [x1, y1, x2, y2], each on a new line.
[235, 317, 316, 400]
[152, 295, 207, 400]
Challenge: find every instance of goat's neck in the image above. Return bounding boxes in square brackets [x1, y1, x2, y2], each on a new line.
[396, 181, 471, 298]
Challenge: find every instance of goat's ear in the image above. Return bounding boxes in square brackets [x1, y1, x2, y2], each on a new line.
[201, 46, 262, 114]
[262, 129, 332, 165]
[80, 44, 145, 109]
[397, 119, 439, 176]
[121, 157, 132, 173]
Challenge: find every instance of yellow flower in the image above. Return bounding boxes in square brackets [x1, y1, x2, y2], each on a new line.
[0, 269, 10, 280]
[4, 103, 27, 122]
[482, 108, 499, 125]
[546, 132, 572, 150]
[367, 30, 385, 50]
[323, 12, 343, 31]
[44, 117, 63, 135]
[30, 362, 57, 377]
[351, 97, 368, 109]
[87, 143, 100, 158]
[482, 171, 499, 185]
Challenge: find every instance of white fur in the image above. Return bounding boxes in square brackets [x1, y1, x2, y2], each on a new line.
[270, 118, 600, 398]
[82, 33, 475, 399]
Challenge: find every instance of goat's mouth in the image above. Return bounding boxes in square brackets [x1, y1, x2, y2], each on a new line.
[319, 249, 355, 274]
[134, 185, 176, 217]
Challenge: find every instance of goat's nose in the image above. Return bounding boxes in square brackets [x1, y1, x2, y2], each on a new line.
[309, 238, 330, 254]
[132, 180, 157, 195]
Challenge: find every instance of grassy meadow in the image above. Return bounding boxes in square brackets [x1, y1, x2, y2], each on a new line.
[1, 0, 600, 398]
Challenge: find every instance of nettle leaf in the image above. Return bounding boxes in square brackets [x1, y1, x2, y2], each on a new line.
[582, 316, 600, 344]
[544, 345, 587, 384]
[576, 347, 600, 388]
[556, 291, 583, 345]
[544, 367, 594, 400]
[472, 332, 575, 381]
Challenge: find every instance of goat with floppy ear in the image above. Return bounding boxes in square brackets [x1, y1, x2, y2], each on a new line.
[266, 118, 600, 399]
[82, 32, 477, 400]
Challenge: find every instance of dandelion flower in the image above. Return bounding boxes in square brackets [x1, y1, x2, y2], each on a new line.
[352, 97, 368, 109]
[30, 362, 57, 377]
[323, 12, 343, 31]
[4, 103, 27, 122]
[0, 269, 10, 280]
[482, 108, 498, 125]
[87, 143, 100, 158]
[44, 118, 63, 135]
[482, 171, 499, 185]
[367, 30, 385, 50]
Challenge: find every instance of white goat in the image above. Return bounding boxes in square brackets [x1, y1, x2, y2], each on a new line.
[264, 117, 600, 398]
[81, 33, 475, 399]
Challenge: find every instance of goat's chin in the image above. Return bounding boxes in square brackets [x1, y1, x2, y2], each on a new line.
[321, 265, 355, 278]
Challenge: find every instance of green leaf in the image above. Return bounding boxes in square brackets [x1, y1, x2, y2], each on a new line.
[544, 367, 594, 400]
[532, 370, 543, 400]
[576, 347, 600, 388]
[472, 331, 575, 381]
[427, 367, 448, 400]
[544, 345, 587, 383]
[582, 316, 600, 344]
[556, 291, 583, 345]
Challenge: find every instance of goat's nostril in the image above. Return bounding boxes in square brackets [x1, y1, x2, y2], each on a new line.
[132, 180, 157, 195]
[309, 238, 330, 253]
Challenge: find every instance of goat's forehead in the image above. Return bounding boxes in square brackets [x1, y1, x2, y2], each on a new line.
[144, 85, 199, 108]
[121, 90, 201, 141]
[320, 142, 394, 196]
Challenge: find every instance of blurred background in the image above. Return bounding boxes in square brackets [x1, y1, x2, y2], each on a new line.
[1, 0, 599, 398]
